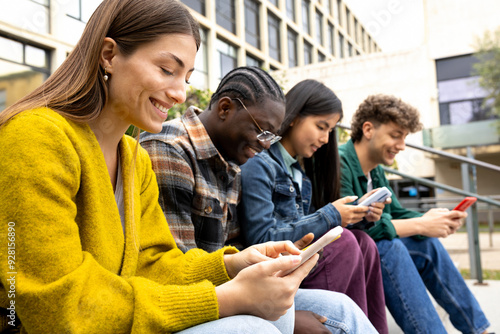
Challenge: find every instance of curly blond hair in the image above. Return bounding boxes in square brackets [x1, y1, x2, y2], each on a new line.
[351, 94, 423, 142]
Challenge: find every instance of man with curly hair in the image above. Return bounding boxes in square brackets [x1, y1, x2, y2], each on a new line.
[339, 94, 491, 334]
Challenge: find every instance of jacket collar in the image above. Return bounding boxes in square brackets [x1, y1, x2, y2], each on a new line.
[342, 139, 383, 184]
[268, 143, 293, 176]
[182, 106, 240, 173]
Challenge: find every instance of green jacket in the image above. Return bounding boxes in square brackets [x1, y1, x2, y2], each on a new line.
[339, 139, 422, 241]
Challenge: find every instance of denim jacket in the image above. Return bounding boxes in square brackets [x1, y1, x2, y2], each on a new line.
[238, 143, 341, 246]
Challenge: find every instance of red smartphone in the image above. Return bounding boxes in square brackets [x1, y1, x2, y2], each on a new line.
[453, 197, 477, 211]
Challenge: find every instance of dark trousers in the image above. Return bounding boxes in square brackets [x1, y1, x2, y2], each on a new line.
[300, 229, 388, 334]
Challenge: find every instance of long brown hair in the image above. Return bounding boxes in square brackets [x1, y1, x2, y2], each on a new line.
[0, 0, 200, 127]
[281, 80, 343, 209]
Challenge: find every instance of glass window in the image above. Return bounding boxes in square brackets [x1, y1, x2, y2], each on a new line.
[66, 0, 102, 23]
[216, 39, 237, 79]
[328, 23, 335, 55]
[268, 0, 278, 7]
[216, 0, 236, 34]
[0, 36, 50, 113]
[287, 29, 298, 68]
[361, 27, 366, 51]
[315, 11, 323, 44]
[0, 36, 23, 64]
[0, 36, 50, 72]
[246, 54, 262, 67]
[336, 0, 342, 26]
[286, 0, 295, 21]
[245, 0, 260, 49]
[348, 42, 353, 57]
[182, 0, 206, 15]
[190, 29, 208, 89]
[268, 13, 281, 61]
[302, 0, 310, 35]
[354, 18, 359, 43]
[0, 0, 49, 34]
[324, 0, 331, 16]
[318, 52, 325, 62]
[437, 77, 488, 103]
[338, 33, 344, 58]
[25, 45, 47, 68]
[449, 101, 474, 125]
[345, 8, 351, 35]
[304, 41, 312, 65]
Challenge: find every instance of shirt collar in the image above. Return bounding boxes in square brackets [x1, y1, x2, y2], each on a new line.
[344, 139, 366, 177]
[277, 142, 297, 170]
[182, 106, 240, 173]
[343, 139, 382, 182]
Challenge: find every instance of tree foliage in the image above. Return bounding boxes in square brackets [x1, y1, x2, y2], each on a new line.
[473, 27, 500, 120]
[166, 86, 213, 121]
[126, 86, 212, 136]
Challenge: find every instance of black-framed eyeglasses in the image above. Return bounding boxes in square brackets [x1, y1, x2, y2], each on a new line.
[232, 98, 282, 145]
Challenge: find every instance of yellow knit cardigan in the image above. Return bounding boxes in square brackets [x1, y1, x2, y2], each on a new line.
[0, 108, 237, 333]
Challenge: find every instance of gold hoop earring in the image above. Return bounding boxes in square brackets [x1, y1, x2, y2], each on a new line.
[104, 67, 109, 81]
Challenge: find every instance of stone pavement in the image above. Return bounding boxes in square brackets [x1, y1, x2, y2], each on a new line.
[387, 232, 500, 333]
[440, 231, 500, 271]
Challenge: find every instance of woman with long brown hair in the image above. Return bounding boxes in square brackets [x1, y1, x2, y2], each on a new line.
[0, 1, 317, 332]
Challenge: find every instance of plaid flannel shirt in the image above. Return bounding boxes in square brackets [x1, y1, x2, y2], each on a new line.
[140, 107, 242, 253]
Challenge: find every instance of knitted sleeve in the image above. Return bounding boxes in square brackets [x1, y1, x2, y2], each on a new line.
[0, 110, 235, 334]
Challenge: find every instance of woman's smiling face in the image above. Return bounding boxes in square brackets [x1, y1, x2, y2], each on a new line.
[282, 113, 341, 158]
[105, 33, 197, 133]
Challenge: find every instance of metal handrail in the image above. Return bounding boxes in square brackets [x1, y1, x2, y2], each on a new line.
[337, 124, 500, 173]
[382, 167, 500, 208]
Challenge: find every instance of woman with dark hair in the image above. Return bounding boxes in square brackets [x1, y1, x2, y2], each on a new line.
[0, 1, 317, 333]
[239, 79, 389, 333]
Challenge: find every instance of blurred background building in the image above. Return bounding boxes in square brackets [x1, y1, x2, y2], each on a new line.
[180, 0, 380, 89]
[0, 0, 380, 101]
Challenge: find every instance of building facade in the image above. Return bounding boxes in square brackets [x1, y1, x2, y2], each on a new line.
[0, 0, 102, 111]
[181, 0, 380, 90]
[0, 0, 379, 111]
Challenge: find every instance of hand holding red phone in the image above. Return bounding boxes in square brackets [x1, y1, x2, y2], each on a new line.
[453, 197, 477, 211]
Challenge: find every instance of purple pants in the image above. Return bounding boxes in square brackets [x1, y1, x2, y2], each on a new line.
[300, 229, 388, 334]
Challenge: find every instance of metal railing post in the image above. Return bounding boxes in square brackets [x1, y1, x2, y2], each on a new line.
[488, 205, 494, 247]
[461, 147, 483, 283]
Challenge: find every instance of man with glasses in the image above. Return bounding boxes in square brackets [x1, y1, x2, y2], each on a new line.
[140, 67, 286, 253]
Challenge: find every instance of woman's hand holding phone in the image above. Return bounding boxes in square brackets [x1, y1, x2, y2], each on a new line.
[356, 188, 392, 222]
[332, 196, 369, 226]
[217, 240, 319, 320]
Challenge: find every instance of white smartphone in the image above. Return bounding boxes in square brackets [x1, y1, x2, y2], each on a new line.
[279, 226, 343, 276]
[357, 187, 392, 207]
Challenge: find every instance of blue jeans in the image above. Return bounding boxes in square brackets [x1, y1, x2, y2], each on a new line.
[377, 237, 490, 334]
[294, 289, 377, 333]
[176, 288, 377, 334]
[175, 304, 294, 334]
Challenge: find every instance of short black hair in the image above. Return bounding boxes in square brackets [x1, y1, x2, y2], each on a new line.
[209, 67, 285, 110]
